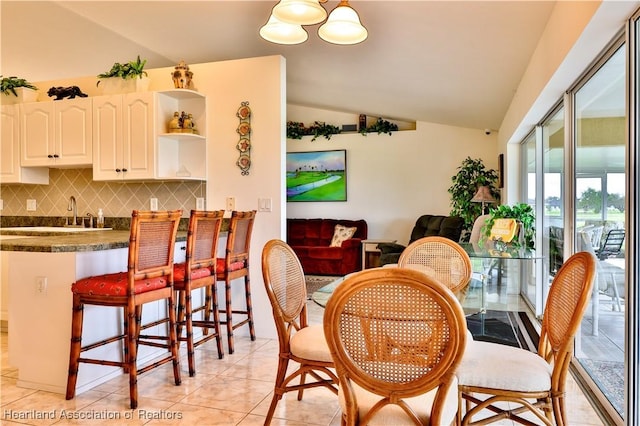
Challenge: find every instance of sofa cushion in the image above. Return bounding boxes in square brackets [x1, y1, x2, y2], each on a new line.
[330, 224, 358, 247]
[410, 215, 464, 243]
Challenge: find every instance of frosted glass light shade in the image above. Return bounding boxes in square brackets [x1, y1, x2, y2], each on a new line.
[318, 1, 367, 45]
[272, 0, 327, 26]
[260, 15, 309, 44]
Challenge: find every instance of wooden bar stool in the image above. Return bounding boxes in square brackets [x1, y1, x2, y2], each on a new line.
[66, 210, 182, 409]
[174, 209, 225, 376]
[216, 210, 257, 354]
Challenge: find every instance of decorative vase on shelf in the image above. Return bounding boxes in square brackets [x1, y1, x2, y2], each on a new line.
[172, 60, 194, 90]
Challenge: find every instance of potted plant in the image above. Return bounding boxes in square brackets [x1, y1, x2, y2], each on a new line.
[308, 121, 341, 141]
[482, 203, 535, 250]
[1, 75, 38, 103]
[359, 117, 398, 136]
[448, 157, 500, 239]
[96, 55, 150, 94]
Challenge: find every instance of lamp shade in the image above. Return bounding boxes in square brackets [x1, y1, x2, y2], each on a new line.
[471, 186, 497, 203]
[260, 14, 309, 44]
[272, 0, 327, 26]
[318, 0, 368, 45]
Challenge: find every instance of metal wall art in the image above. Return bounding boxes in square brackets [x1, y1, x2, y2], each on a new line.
[236, 101, 252, 175]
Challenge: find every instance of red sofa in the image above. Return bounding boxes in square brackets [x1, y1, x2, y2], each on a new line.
[287, 218, 368, 276]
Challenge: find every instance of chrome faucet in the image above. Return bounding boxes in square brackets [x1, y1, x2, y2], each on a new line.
[67, 196, 78, 226]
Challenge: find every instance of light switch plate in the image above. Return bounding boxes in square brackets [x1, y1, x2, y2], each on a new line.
[226, 196, 235, 211]
[196, 197, 205, 210]
[258, 197, 272, 212]
[150, 198, 158, 211]
[26, 199, 36, 211]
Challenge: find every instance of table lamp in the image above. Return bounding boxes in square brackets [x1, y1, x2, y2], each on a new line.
[471, 186, 496, 214]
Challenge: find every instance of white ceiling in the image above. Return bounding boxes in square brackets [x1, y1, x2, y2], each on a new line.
[1, 0, 557, 130]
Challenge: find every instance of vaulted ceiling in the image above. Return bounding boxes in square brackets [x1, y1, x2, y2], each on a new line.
[2, 1, 557, 130]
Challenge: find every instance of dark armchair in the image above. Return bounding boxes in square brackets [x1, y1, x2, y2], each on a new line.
[377, 215, 464, 266]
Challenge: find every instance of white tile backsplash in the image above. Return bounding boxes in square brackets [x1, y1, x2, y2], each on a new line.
[0, 168, 205, 218]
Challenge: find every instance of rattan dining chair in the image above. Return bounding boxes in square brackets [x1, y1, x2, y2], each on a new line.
[174, 209, 225, 376]
[216, 210, 257, 354]
[457, 251, 596, 426]
[323, 267, 468, 425]
[261, 239, 339, 424]
[398, 236, 473, 302]
[66, 210, 182, 409]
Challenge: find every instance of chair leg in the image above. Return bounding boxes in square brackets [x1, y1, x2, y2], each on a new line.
[202, 285, 212, 336]
[244, 275, 256, 341]
[127, 305, 139, 410]
[265, 357, 290, 424]
[65, 295, 83, 400]
[184, 287, 196, 377]
[224, 278, 234, 354]
[167, 291, 182, 385]
[209, 284, 224, 359]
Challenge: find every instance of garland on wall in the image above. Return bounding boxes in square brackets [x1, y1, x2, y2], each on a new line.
[286, 117, 398, 141]
[236, 101, 251, 175]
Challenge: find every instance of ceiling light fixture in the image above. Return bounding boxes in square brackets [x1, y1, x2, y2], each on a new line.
[260, 0, 367, 45]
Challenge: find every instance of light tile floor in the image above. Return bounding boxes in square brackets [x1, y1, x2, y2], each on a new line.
[1, 300, 605, 425]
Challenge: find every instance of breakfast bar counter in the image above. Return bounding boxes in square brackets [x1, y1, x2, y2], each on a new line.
[1, 229, 189, 395]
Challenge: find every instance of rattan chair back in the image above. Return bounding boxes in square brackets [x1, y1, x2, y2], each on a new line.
[261, 239, 338, 424]
[130, 210, 181, 288]
[539, 251, 596, 363]
[66, 209, 182, 409]
[175, 210, 225, 375]
[324, 267, 467, 425]
[217, 210, 257, 354]
[458, 251, 596, 426]
[398, 236, 472, 294]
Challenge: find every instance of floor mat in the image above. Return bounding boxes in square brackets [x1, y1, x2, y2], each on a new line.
[305, 275, 341, 300]
[466, 310, 537, 351]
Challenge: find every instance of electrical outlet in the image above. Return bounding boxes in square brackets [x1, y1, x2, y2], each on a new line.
[196, 197, 205, 210]
[26, 199, 36, 211]
[226, 196, 235, 211]
[35, 276, 47, 295]
[150, 198, 158, 211]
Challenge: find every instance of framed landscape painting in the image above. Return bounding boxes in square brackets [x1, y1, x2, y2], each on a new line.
[286, 150, 347, 202]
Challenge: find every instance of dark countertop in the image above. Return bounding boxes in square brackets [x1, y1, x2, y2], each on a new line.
[0, 230, 188, 253]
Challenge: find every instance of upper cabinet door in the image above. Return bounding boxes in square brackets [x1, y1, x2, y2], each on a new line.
[93, 92, 155, 181]
[20, 102, 54, 166]
[20, 98, 92, 167]
[54, 98, 93, 166]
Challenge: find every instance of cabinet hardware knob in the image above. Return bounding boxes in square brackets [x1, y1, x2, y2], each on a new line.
[122, 168, 128, 172]
[48, 155, 54, 158]
[115, 168, 121, 173]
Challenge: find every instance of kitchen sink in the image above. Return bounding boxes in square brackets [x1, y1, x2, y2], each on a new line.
[0, 226, 113, 234]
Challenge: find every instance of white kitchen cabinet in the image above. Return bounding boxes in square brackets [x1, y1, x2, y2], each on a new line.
[93, 90, 206, 181]
[20, 98, 93, 167]
[93, 92, 155, 181]
[0, 104, 48, 184]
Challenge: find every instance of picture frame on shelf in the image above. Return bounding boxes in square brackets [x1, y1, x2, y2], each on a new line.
[286, 149, 347, 202]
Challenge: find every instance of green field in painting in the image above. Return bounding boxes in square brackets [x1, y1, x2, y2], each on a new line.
[287, 171, 346, 201]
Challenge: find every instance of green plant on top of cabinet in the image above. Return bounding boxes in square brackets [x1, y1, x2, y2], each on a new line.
[93, 90, 206, 181]
[1, 104, 48, 184]
[20, 97, 93, 167]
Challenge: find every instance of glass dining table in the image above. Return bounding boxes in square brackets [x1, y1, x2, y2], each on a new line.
[311, 244, 542, 314]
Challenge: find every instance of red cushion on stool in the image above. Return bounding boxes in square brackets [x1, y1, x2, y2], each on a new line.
[216, 259, 246, 272]
[72, 272, 168, 296]
[173, 263, 213, 287]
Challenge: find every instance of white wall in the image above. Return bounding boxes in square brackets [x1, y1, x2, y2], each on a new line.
[287, 104, 499, 245]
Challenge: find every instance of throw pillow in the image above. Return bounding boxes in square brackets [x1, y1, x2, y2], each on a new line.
[330, 224, 357, 247]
